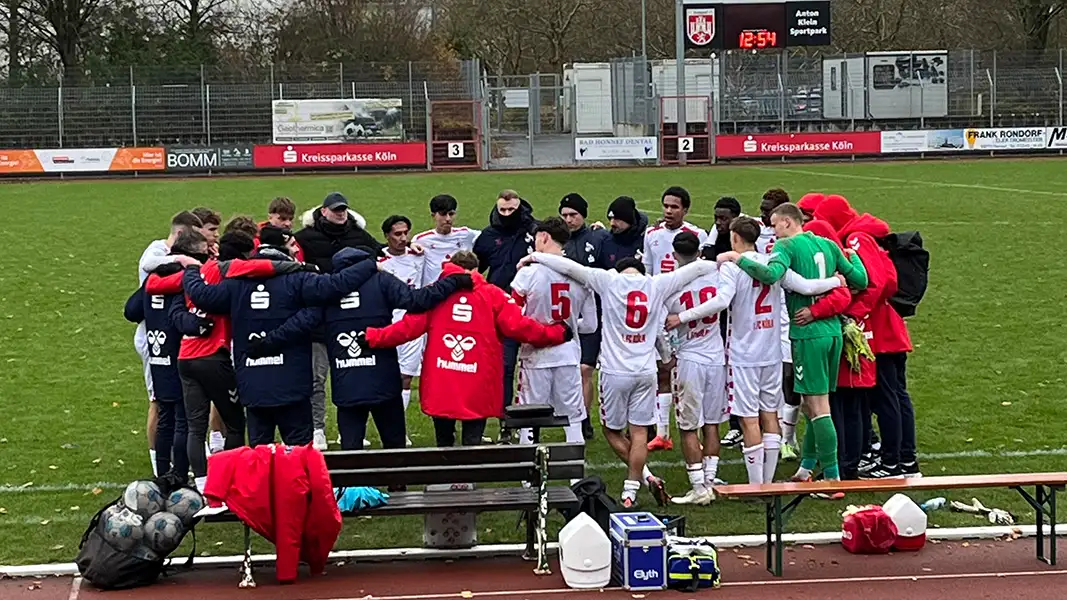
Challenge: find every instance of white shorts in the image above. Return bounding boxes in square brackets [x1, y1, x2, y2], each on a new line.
[598, 372, 656, 431]
[518, 365, 586, 421]
[672, 360, 728, 430]
[398, 334, 425, 377]
[134, 324, 154, 402]
[730, 364, 783, 418]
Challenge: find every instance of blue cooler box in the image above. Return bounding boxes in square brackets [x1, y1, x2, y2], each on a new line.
[609, 512, 667, 591]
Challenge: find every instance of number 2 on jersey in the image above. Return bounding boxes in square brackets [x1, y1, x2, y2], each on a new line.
[679, 287, 717, 327]
[625, 290, 649, 328]
[550, 282, 571, 321]
[752, 279, 772, 315]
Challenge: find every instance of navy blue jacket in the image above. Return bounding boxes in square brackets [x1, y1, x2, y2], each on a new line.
[596, 210, 649, 270]
[472, 198, 537, 292]
[258, 248, 464, 407]
[563, 224, 610, 267]
[124, 271, 184, 403]
[181, 249, 378, 408]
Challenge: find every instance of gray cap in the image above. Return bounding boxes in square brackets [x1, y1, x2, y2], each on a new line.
[323, 192, 348, 210]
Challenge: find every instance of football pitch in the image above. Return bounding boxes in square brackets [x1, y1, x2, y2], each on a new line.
[1, 159, 1066, 566]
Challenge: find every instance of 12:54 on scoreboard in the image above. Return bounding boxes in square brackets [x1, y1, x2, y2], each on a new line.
[683, 0, 832, 51]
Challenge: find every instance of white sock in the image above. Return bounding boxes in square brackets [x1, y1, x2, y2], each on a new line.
[780, 405, 799, 445]
[622, 479, 641, 502]
[402, 389, 411, 411]
[655, 394, 672, 438]
[563, 422, 584, 443]
[195, 476, 207, 492]
[209, 430, 224, 451]
[642, 464, 655, 483]
[763, 433, 782, 484]
[687, 464, 708, 494]
[149, 450, 158, 476]
[518, 428, 534, 445]
[743, 444, 765, 485]
[703, 456, 720, 485]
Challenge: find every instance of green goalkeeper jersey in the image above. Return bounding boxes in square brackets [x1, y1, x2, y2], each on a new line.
[736, 231, 868, 340]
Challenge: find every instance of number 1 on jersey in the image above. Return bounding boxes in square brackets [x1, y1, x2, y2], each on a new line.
[814, 251, 826, 278]
[550, 282, 571, 321]
[679, 287, 718, 327]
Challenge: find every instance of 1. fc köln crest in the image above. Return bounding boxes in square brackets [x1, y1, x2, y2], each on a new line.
[686, 7, 716, 47]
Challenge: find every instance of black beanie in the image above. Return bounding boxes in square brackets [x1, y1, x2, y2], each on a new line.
[559, 193, 588, 218]
[607, 196, 637, 226]
[259, 225, 293, 248]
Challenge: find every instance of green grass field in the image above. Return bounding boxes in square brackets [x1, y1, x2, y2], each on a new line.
[2, 159, 1066, 566]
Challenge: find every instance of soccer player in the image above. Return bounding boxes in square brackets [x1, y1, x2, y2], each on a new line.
[659, 232, 727, 505]
[559, 193, 609, 440]
[668, 217, 846, 487]
[718, 203, 868, 483]
[642, 186, 708, 452]
[415, 194, 481, 287]
[378, 215, 425, 447]
[510, 217, 598, 446]
[520, 250, 719, 508]
[137, 210, 202, 474]
[759, 189, 800, 460]
[192, 207, 221, 255]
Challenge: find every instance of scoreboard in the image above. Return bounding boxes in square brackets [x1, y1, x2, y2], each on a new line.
[683, 0, 831, 51]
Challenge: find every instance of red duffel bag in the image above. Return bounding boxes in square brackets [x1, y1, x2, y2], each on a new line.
[841, 505, 898, 554]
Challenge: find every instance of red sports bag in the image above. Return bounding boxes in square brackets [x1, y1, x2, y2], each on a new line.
[841, 505, 898, 554]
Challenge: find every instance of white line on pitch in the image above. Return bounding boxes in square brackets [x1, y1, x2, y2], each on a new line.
[67, 576, 82, 600]
[748, 166, 1067, 197]
[3, 447, 1063, 495]
[315, 569, 1067, 600]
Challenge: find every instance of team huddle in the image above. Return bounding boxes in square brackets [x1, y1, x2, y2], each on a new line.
[127, 187, 921, 509]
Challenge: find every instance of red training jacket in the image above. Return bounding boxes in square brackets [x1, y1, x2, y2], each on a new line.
[803, 217, 875, 388]
[146, 259, 276, 360]
[366, 262, 567, 421]
[204, 444, 341, 584]
[255, 220, 305, 262]
[815, 196, 913, 355]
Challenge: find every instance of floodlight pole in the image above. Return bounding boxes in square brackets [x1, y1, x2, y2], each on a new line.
[642, 0, 648, 58]
[674, 0, 686, 166]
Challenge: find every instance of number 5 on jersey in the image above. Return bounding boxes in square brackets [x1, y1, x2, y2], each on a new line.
[550, 282, 571, 321]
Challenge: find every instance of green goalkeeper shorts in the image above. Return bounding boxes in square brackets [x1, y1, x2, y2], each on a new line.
[790, 336, 843, 396]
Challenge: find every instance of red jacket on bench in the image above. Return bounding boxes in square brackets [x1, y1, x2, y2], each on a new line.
[204, 444, 341, 583]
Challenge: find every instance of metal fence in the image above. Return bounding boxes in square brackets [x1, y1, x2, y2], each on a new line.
[0, 61, 483, 149]
[2, 50, 1067, 154]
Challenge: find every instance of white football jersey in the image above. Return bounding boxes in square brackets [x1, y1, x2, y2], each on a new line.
[757, 224, 777, 255]
[413, 227, 480, 286]
[666, 271, 726, 366]
[718, 255, 783, 367]
[642, 222, 708, 275]
[377, 250, 424, 322]
[530, 253, 717, 376]
[756, 224, 792, 360]
[510, 264, 595, 369]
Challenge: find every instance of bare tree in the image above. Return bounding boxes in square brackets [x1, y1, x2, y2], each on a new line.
[22, 0, 101, 80]
[0, 0, 26, 80]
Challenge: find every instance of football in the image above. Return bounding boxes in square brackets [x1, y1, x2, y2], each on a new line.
[165, 487, 205, 528]
[123, 480, 165, 518]
[102, 506, 145, 551]
[144, 511, 185, 555]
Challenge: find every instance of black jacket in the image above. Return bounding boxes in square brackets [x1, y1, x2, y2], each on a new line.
[258, 248, 465, 407]
[294, 209, 383, 273]
[596, 211, 649, 269]
[124, 264, 185, 402]
[472, 198, 538, 292]
[563, 224, 610, 267]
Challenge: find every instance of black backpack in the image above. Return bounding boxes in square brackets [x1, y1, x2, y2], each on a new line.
[561, 476, 620, 533]
[75, 473, 198, 590]
[878, 231, 929, 318]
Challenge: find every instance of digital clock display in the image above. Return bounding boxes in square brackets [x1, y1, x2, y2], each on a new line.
[738, 28, 779, 49]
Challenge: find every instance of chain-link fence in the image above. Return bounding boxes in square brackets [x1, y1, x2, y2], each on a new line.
[0, 61, 482, 149]
[2, 51, 1067, 151]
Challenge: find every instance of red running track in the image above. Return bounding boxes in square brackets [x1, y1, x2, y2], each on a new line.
[3, 538, 1065, 600]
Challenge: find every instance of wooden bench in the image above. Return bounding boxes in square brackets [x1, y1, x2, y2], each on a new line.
[715, 472, 1067, 577]
[201, 442, 585, 587]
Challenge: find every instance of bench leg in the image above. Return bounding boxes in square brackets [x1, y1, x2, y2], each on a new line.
[764, 495, 805, 577]
[522, 510, 535, 561]
[1014, 484, 1060, 566]
[238, 524, 256, 588]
